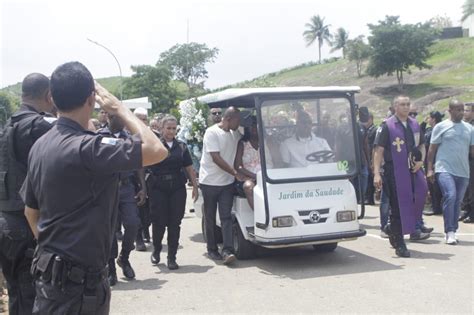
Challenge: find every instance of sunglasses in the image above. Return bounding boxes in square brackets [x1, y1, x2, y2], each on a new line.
[408, 112, 418, 117]
[211, 112, 222, 116]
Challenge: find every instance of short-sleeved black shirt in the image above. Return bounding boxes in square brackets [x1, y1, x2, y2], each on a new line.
[22, 117, 142, 270]
[149, 138, 192, 184]
[374, 116, 425, 163]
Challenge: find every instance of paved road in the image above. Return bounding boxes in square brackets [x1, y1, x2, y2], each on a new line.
[111, 189, 473, 314]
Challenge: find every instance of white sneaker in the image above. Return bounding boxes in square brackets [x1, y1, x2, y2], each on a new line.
[446, 232, 457, 245]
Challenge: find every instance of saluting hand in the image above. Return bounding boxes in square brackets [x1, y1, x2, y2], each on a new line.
[94, 82, 121, 115]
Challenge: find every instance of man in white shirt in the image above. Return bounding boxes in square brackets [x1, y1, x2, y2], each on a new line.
[280, 110, 332, 167]
[199, 107, 244, 264]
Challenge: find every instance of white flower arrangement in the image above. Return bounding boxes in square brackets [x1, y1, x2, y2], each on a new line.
[178, 98, 207, 146]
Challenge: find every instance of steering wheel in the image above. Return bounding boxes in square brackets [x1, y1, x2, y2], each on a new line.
[306, 150, 335, 163]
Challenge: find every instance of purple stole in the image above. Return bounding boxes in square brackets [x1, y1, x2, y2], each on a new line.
[386, 116, 428, 235]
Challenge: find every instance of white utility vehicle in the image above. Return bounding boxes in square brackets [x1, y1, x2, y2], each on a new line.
[192, 87, 366, 259]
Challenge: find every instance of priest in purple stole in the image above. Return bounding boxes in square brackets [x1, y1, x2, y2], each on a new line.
[373, 96, 428, 257]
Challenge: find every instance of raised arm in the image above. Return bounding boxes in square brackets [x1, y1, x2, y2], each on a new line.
[95, 82, 168, 167]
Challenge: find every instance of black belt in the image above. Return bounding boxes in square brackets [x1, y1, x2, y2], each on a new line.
[32, 251, 107, 289]
[152, 173, 180, 181]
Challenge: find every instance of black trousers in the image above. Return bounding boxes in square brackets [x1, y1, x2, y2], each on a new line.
[149, 178, 187, 259]
[110, 183, 140, 270]
[366, 172, 376, 204]
[461, 159, 474, 218]
[0, 212, 35, 315]
[382, 164, 404, 243]
[428, 175, 443, 213]
[32, 277, 110, 315]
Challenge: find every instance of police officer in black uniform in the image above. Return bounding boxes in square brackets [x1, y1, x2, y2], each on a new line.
[21, 62, 168, 314]
[149, 115, 198, 270]
[98, 113, 147, 285]
[0, 73, 55, 314]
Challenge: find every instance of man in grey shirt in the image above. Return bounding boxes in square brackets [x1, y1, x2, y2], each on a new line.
[427, 99, 474, 245]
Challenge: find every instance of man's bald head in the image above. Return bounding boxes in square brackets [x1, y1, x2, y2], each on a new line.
[22, 73, 50, 100]
[449, 99, 464, 109]
[222, 106, 241, 131]
[448, 99, 465, 122]
[223, 106, 240, 119]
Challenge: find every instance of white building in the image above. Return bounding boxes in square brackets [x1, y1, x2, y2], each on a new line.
[462, 14, 474, 37]
[95, 96, 152, 109]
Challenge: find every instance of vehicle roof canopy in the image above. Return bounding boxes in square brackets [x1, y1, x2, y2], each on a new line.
[196, 86, 361, 108]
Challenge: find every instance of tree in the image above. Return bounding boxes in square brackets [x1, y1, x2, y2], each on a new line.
[123, 65, 178, 113]
[157, 42, 219, 95]
[462, 0, 474, 21]
[303, 15, 332, 63]
[0, 92, 18, 126]
[429, 14, 453, 29]
[346, 36, 372, 77]
[366, 16, 437, 91]
[330, 27, 349, 58]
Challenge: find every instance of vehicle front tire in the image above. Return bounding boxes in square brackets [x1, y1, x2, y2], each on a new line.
[232, 222, 256, 260]
[313, 243, 338, 252]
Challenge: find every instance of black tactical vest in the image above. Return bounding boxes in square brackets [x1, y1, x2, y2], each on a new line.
[0, 110, 38, 212]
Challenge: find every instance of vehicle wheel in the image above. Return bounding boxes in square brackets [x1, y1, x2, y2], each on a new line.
[313, 243, 338, 252]
[201, 209, 223, 244]
[232, 222, 256, 260]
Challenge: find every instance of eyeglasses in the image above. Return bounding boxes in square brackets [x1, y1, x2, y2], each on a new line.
[408, 112, 418, 117]
[211, 112, 222, 116]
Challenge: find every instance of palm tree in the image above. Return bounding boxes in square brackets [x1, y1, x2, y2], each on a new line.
[303, 15, 332, 63]
[461, 0, 474, 22]
[330, 28, 349, 58]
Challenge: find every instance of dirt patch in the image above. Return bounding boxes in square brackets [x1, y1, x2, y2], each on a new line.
[412, 87, 464, 107]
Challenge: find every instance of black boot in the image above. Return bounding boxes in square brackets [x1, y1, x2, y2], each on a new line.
[150, 251, 160, 265]
[108, 259, 118, 286]
[383, 224, 397, 248]
[395, 237, 410, 258]
[143, 228, 151, 243]
[167, 257, 179, 270]
[136, 233, 146, 252]
[117, 252, 135, 279]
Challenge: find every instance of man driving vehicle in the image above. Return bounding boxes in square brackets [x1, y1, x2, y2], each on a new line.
[279, 109, 332, 167]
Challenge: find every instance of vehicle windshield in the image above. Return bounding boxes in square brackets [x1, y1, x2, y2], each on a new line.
[261, 97, 358, 181]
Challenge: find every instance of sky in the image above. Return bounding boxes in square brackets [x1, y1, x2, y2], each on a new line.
[0, 0, 466, 89]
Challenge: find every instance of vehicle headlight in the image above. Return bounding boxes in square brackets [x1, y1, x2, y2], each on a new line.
[272, 216, 295, 227]
[337, 211, 356, 222]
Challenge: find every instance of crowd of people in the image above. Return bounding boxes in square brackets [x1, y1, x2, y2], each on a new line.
[0, 62, 472, 314]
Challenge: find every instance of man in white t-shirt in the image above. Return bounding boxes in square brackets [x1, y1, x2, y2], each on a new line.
[199, 107, 244, 264]
[280, 110, 332, 167]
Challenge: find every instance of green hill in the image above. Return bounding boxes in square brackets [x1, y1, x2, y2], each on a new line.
[2, 38, 472, 120]
[221, 37, 474, 120]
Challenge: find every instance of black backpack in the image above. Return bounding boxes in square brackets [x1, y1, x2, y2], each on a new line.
[0, 110, 39, 211]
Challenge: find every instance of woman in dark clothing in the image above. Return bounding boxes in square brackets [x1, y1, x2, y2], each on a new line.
[149, 115, 198, 270]
[423, 111, 444, 216]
